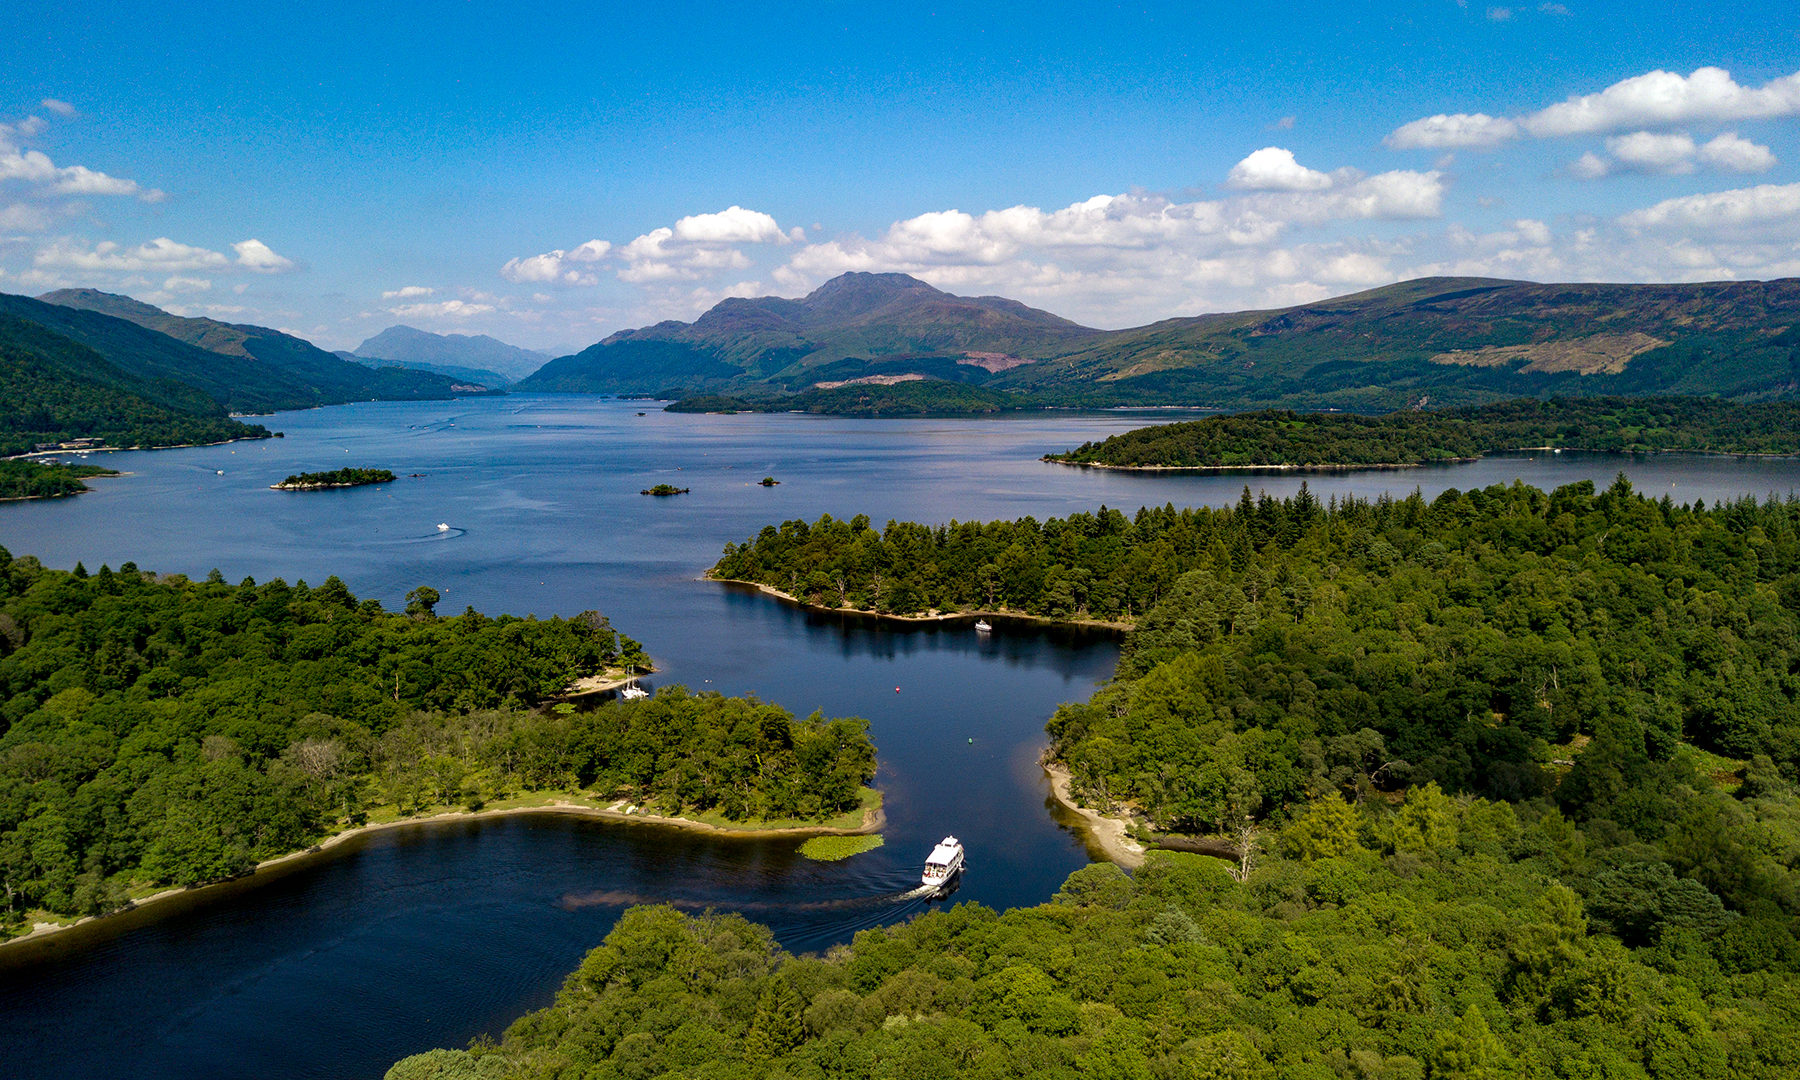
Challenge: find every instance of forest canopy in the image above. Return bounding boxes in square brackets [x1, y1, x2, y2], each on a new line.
[0, 554, 870, 936]
[1051, 396, 1800, 470]
[0, 459, 118, 500]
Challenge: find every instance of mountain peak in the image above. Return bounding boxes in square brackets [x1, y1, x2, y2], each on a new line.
[799, 272, 942, 319]
[38, 288, 171, 323]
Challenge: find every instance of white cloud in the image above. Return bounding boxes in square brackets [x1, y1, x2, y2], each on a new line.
[1225, 147, 1333, 192]
[388, 299, 495, 319]
[1389, 66, 1800, 150]
[1569, 151, 1611, 180]
[40, 99, 77, 117]
[1698, 132, 1776, 173]
[36, 237, 233, 273]
[0, 121, 156, 201]
[233, 239, 295, 272]
[381, 285, 435, 300]
[670, 205, 786, 244]
[1619, 182, 1800, 231]
[1527, 67, 1800, 137]
[161, 276, 211, 294]
[1487, 7, 1513, 20]
[49, 164, 144, 196]
[500, 239, 611, 285]
[1386, 113, 1519, 150]
[1606, 131, 1699, 174]
[0, 202, 55, 231]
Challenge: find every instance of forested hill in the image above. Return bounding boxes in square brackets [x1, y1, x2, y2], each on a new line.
[1052, 396, 1800, 469]
[18, 289, 473, 411]
[518, 274, 1800, 411]
[0, 552, 875, 934]
[0, 313, 270, 457]
[501, 476, 1800, 1080]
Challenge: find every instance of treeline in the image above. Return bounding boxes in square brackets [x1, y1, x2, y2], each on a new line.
[669, 379, 1034, 417]
[1052, 396, 1800, 469]
[275, 467, 396, 488]
[0, 459, 117, 500]
[0, 552, 688, 930]
[393, 786, 1800, 1079]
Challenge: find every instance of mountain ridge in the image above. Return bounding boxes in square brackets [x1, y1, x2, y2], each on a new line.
[523, 272, 1800, 410]
[353, 324, 546, 382]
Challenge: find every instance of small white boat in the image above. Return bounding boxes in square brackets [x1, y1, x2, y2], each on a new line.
[436, 523, 451, 532]
[619, 677, 649, 701]
[922, 836, 965, 890]
[974, 620, 992, 633]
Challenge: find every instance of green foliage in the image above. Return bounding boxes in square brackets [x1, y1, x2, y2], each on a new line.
[0, 312, 270, 457]
[446, 828, 1800, 1080]
[671, 379, 1037, 416]
[1053, 396, 1800, 468]
[797, 834, 884, 861]
[274, 467, 395, 489]
[0, 557, 694, 924]
[0, 459, 118, 500]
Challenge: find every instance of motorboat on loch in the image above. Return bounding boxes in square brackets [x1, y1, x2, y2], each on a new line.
[974, 619, 992, 633]
[922, 836, 965, 892]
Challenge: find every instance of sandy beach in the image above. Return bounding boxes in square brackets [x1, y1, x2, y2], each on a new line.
[710, 576, 1132, 632]
[1041, 759, 1146, 869]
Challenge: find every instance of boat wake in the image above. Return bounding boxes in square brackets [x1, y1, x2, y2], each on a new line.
[557, 880, 943, 915]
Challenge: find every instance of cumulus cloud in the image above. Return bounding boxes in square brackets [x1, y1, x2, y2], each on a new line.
[0, 202, 55, 231]
[1, 116, 161, 202]
[161, 276, 211, 294]
[40, 99, 77, 117]
[1386, 113, 1520, 150]
[504, 207, 793, 287]
[233, 239, 295, 272]
[1570, 130, 1776, 179]
[388, 299, 495, 319]
[501, 239, 612, 285]
[381, 285, 435, 300]
[1619, 182, 1800, 231]
[1225, 147, 1334, 191]
[1699, 132, 1777, 173]
[1389, 66, 1800, 150]
[35, 237, 233, 273]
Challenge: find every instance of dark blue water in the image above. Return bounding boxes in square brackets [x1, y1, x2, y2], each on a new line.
[3, 396, 1799, 1079]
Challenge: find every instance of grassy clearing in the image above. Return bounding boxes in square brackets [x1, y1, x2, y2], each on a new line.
[798, 834, 885, 861]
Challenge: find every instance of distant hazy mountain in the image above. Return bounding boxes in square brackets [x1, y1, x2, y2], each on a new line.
[354, 325, 547, 382]
[517, 271, 1100, 395]
[0, 311, 267, 456]
[31, 289, 470, 411]
[520, 272, 1800, 410]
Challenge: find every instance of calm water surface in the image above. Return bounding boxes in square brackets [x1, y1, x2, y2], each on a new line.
[3, 396, 1799, 1079]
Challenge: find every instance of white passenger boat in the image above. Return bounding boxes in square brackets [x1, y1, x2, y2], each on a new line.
[437, 522, 451, 531]
[974, 620, 992, 633]
[921, 836, 965, 891]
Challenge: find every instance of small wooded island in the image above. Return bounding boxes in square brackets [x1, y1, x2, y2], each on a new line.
[272, 467, 397, 490]
[0, 458, 120, 500]
[1050, 395, 1800, 470]
[641, 483, 690, 496]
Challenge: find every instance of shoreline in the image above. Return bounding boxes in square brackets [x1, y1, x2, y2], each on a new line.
[1045, 444, 1800, 473]
[1041, 759, 1146, 869]
[1, 794, 883, 954]
[6, 433, 274, 462]
[708, 575, 1132, 632]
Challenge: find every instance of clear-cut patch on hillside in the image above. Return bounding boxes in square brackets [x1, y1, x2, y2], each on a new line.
[1429, 331, 1668, 375]
[811, 373, 927, 390]
[958, 351, 1034, 372]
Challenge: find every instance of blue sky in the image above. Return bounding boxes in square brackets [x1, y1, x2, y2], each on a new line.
[2, 1, 1797, 351]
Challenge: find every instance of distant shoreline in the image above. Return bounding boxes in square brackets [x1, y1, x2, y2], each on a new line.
[1045, 444, 1800, 473]
[1, 794, 884, 954]
[707, 574, 1132, 631]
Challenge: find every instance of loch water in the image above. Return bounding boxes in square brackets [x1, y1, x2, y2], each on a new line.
[3, 396, 1800, 1079]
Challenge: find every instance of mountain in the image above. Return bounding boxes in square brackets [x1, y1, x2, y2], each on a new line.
[517, 273, 1800, 410]
[29, 289, 473, 411]
[516, 271, 1101, 395]
[994, 276, 1800, 410]
[353, 325, 547, 382]
[0, 313, 268, 456]
[338, 349, 512, 389]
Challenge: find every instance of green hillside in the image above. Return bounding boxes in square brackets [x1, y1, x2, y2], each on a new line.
[518, 274, 1800, 411]
[28, 289, 474, 410]
[0, 314, 270, 457]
